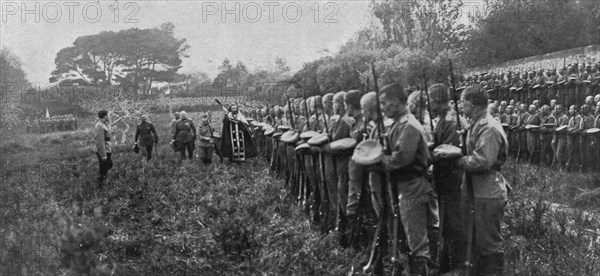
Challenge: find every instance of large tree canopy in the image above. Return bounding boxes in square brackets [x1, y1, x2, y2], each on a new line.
[371, 0, 465, 53]
[1, 48, 28, 127]
[52, 22, 189, 91]
[463, 0, 600, 67]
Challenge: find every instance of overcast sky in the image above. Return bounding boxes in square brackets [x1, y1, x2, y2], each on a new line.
[1, 0, 481, 85]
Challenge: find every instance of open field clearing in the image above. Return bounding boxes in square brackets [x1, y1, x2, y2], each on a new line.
[1, 111, 599, 276]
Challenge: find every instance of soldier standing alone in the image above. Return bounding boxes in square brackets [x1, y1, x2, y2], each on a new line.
[134, 114, 159, 161]
[172, 111, 196, 162]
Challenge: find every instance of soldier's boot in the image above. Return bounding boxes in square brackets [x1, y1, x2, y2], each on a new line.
[347, 214, 362, 250]
[480, 253, 504, 276]
[310, 196, 320, 225]
[97, 176, 106, 190]
[409, 256, 429, 276]
[319, 199, 330, 233]
[340, 214, 355, 248]
[427, 227, 440, 271]
[373, 249, 385, 276]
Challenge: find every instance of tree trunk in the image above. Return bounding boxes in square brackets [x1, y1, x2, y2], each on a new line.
[146, 61, 156, 95]
[120, 121, 130, 144]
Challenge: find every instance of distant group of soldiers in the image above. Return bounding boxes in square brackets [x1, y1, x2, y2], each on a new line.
[462, 57, 600, 173]
[459, 59, 600, 107]
[245, 78, 512, 276]
[27, 114, 78, 133]
[486, 94, 600, 172]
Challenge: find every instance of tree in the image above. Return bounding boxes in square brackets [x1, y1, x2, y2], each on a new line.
[116, 22, 189, 94]
[52, 31, 122, 85]
[212, 59, 249, 94]
[1, 48, 28, 127]
[77, 87, 151, 144]
[275, 58, 290, 74]
[52, 23, 189, 91]
[371, 0, 465, 53]
[462, 0, 600, 67]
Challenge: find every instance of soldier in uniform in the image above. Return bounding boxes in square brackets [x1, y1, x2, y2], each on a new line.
[516, 103, 530, 162]
[457, 85, 509, 276]
[171, 112, 180, 136]
[579, 104, 594, 172]
[428, 83, 465, 274]
[566, 105, 582, 172]
[134, 114, 159, 161]
[506, 105, 519, 156]
[343, 90, 372, 249]
[546, 68, 558, 101]
[551, 104, 569, 170]
[172, 111, 196, 162]
[378, 83, 434, 275]
[408, 91, 434, 143]
[594, 102, 600, 171]
[566, 65, 578, 107]
[94, 110, 113, 190]
[539, 105, 556, 166]
[328, 91, 351, 235]
[197, 113, 217, 164]
[320, 93, 338, 231]
[526, 105, 541, 163]
[510, 73, 522, 103]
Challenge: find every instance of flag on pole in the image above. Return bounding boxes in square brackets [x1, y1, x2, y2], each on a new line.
[45, 108, 50, 118]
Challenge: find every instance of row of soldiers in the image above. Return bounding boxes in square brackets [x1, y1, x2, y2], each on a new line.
[245, 82, 509, 276]
[486, 94, 600, 172]
[26, 114, 79, 133]
[460, 60, 600, 107]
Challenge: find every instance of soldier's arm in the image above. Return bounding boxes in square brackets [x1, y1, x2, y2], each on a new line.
[134, 125, 140, 143]
[332, 118, 351, 140]
[172, 123, 179, 141]
[459, 126, 503, 173]
[150, 123, 158, 142]
[568, 118, 576, 132]
[191, 121, 197, 138]
[382, 123, 420, 171]
[95, 125, 106, 158]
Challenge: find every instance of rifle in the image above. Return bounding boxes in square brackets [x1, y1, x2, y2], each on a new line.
[423, 70, 434, 133]
[562, 58, 567, 109]
[449, 59, 474, 276]
[288, 97, 296, 130]
[299, 85, 311, 207]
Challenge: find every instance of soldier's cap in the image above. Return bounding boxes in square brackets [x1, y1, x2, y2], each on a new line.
[97, 110, 108, 118]
[322, 93, 334, 105]
[345, 90, 363, 109]
[360, 91, 378, 110]
[379, 82, 407, 103]
[278, 125, 291, 131]
[313, 95, 323, 108]
[333, 91, 346, 104]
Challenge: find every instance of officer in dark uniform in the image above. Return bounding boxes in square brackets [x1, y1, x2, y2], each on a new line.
[135, 114, 159, 161]
[172, 111, 196, 162]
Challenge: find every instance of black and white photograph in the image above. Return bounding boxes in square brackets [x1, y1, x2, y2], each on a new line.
[1, 0, 599, 275]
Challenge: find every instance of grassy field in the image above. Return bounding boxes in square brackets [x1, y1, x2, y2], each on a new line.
[1, 111, 599, 275]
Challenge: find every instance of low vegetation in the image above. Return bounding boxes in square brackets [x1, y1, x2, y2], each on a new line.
[0, 112, 598, 275]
